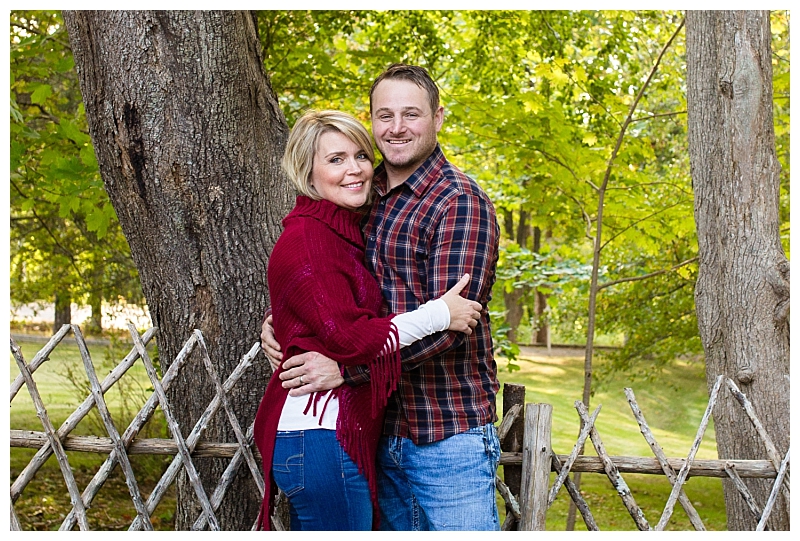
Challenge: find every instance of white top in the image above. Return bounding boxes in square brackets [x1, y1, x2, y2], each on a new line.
[277, 298, 450, 430]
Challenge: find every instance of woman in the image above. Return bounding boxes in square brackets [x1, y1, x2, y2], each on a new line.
[253, 110, 482, 531]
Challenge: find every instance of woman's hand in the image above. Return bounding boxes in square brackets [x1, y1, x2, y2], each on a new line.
[440, 274, 483, 334]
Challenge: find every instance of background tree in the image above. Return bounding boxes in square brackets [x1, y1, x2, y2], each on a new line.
[686, 10, 789, 530]
[62, 11, 293, 530]
[10, 11, 142, 333]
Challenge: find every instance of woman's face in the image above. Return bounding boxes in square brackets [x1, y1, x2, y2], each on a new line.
[310, 130, 373, 211]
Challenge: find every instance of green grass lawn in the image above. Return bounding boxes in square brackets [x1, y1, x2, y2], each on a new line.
[10, 337, 726, 530]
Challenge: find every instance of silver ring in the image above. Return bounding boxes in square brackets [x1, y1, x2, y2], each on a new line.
[299, 375, 304, 385]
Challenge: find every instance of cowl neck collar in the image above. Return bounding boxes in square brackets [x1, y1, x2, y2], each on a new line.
[284, 195, 366, 247]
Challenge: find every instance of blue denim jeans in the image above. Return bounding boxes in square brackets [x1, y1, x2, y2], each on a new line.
[272, 429, 372, 531]
[376, 423, 501, 530]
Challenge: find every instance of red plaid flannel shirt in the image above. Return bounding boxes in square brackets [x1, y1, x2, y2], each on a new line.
[345, 145, 500, 444]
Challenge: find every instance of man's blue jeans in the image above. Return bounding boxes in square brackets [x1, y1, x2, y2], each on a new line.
[376, 423, 501, 530]
[272, 429, 372, 531]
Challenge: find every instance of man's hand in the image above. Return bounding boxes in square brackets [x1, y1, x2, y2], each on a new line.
[279, 351, 344, 397]
[260, 315, 282, 372]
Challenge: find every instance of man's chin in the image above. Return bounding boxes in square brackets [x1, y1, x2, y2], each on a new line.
[383, 153, 421, 171]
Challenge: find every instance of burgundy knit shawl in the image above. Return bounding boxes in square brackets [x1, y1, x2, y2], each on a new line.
[253, 196, 401, 530]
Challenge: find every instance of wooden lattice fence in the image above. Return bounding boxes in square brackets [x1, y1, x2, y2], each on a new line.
[10, 325, 790, 530]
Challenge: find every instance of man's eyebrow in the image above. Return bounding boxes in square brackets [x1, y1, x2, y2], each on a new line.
[374, 106, 425, 113]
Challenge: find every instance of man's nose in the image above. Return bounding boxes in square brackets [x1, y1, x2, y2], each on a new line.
[389, 116, 406, 134]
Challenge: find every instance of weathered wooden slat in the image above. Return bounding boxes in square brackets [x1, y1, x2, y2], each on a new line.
[576, 400, 650, 531]
[61, 329, 192, 531]
[495, 475, 520, 531]
[727, 377, 791, 507]
[756, 446, 790, 531]
[549, 404, 600, 506]
[10, 324, 72, 401]
[127, 323, 219, 531]
[655, 374, 723, 531]
[11, 327, 158, 504]
[72, 325, 154, 530]
[12, 429, 780, 480]
[10, 339, 90, 531]
[192, 422, 260, 531]
[11, 501, 22, 531]
[550, 453, 599, 531]
[495, 475, 521, 521]
[625, 387, 705, 530]
[189, 336, 264, 531]
[497, 403, 522, 443]
[129, 340, 260, 531]
[725, 463, 767, 526]
[195, 332, 263, 495]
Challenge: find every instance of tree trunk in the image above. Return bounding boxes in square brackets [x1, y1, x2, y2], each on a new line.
[532, 227, 550, 345]
[54, 292, 72, 332]
[63, 10, 293, 530]
[686, 10, 789, 531]
[503, 210, 530, 343]
[87, 257, 104, 334]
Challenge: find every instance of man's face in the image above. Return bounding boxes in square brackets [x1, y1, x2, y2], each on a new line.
[370, 79, 443, 184]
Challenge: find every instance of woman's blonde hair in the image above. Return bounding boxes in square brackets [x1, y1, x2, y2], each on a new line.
[282, 110, 375, 199]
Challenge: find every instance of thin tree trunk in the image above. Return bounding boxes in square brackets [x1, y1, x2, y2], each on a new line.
[87, 257, 104, 334]
[532, 227, 550, 345]
[503, 210, 531, 343]
[567, 19, 686, 530]
[63, 10, 293, 530]
[686, 10, 789, 530]
[54, 292, 71, 332]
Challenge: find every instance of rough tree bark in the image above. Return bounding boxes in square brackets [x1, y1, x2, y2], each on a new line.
[686, 10, 789, 530]
[63, 10, 293, 530]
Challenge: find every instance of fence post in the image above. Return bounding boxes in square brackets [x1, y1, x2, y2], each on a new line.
[501, 382, 526, 527]
[519, 403, 552, 530]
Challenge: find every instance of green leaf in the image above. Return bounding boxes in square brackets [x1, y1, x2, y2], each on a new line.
[30, 84, 53, 105]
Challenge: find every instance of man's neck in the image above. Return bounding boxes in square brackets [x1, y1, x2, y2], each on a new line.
[383, 149, 438, 190]
[386, 167, 413, 190]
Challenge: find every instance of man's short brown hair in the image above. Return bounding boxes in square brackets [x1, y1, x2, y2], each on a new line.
[369, 63, 440, 116]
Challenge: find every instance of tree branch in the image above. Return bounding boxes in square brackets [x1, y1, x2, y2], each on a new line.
[598, 257, 698, 291]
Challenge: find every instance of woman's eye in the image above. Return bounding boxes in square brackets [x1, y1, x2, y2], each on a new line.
[330, 157, 343, 164]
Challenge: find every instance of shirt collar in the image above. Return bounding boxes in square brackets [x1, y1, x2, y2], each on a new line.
[372, 144, 446, 199]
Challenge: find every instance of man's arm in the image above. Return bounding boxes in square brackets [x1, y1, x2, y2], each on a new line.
[261, 315, 346, 396]
[398, 191, 499, 370]
[260, 314, 282, 371]
[279, 351, 345, 397]
[269, 270, 483, 391]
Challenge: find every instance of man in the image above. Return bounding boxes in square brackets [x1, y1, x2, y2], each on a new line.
[261, 63, 501, 531]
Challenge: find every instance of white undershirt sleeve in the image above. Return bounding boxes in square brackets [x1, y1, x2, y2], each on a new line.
[390, 298, 451, 348]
